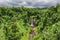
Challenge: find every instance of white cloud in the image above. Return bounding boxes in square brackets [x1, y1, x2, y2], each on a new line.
[0, 0, 60, 8]
[0, 0, 4, 3]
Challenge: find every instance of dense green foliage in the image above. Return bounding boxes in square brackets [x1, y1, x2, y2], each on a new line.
[0, 4, 60, 40]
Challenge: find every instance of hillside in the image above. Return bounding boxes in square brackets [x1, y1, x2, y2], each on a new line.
[0, 4, 60, 40]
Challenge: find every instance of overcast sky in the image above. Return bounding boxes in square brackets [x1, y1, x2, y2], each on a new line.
[0, 0, 60, 8]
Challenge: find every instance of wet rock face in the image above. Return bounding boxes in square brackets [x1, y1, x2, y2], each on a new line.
[30, 16, 34, 26]
[29, 16, 38, 28]
[28, 16, 37, 40]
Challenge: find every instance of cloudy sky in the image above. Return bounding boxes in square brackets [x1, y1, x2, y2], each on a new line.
[0, 0, 60, 8]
